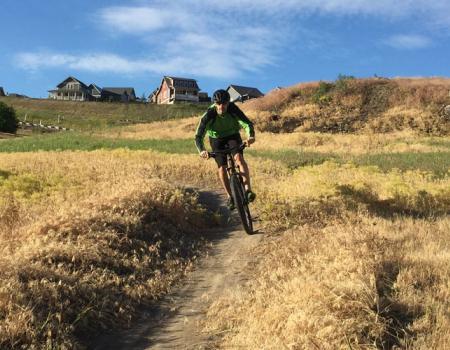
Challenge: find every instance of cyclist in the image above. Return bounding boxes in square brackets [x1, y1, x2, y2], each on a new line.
[195, 89, 256, 210]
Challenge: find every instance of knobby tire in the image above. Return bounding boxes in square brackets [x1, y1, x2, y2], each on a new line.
[230, 174, 253, 234]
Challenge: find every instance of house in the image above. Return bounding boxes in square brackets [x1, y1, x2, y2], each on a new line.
[155, 76, 200, 104]
[135, 95, 147, 103]
[0, 87, 5, 97]
[48, 76, 93, 101]
[227, 85, 264, 102]
[198, 92, 211, 103]
[88, 84, 102, 100]
[48, 77, 138, 103]
[148, 88, 159, 103]
[101, 88, 136, 102]
[8, 93, 29, 99]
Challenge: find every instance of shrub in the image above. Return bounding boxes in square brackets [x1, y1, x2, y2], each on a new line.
[0, 102, 18, 133]
[335, 74, 355, 92]
[312, 81, 334, 105]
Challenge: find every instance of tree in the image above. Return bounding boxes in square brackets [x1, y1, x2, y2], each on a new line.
[0, 102, 18, 133]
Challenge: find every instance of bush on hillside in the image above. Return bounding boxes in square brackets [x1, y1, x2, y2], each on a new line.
[334, 74, 355, 93]
[0, 102, 18, 133]
[242, 77, 450, 135]
[312, 81, 334, 105]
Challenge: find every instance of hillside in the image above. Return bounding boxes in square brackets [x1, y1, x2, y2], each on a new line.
[241, 77, 450, 135]
[0, 78, 449, 349]
[0, 97, 205, 130]
[3, 77, 449, 135]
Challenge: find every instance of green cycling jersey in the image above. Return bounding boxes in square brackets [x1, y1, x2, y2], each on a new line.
[194, 102, 255, 152]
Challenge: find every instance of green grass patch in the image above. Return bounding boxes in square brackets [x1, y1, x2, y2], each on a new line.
[2, 132, 448, 179]
[0, 133, 196, 154]
[0, 97, 206, 131]
[351, 152, 450, 178]
[248, 148, 449, 178]
[248, 149, 338, 169]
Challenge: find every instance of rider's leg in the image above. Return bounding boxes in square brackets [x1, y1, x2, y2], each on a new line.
[234, 153, 251, 191]
[218, 165, 232, 197]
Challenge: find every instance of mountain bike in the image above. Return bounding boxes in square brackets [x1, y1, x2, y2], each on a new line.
[209, 144, 253, 235]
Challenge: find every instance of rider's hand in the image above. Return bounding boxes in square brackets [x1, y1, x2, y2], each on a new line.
[246, 137, 256, 146]
[200, 150, 209, 159]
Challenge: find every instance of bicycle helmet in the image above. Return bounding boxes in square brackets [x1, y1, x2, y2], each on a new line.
[213, 89, 230, 104]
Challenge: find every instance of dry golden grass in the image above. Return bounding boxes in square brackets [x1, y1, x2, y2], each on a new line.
[393, 76, 450, 88]
[243, 81, 320, 113]
[1, 106, 449, 348]
[98, 114, 448, 156]
[0, 150, 221, 349]
[252, 159, 449, 234]
[205, 216, 450, 349]
[97, 116, 199, 140]
[252, 130, 449, 155]
[204, 137, 450, 349]
[240, 77, 450, 135]
[364, 107, 445, 135]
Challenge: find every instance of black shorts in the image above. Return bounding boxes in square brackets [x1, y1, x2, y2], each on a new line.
[209, 134, 243, 167]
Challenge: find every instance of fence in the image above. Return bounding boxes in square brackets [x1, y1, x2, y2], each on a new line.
[18, 121, 73, 132]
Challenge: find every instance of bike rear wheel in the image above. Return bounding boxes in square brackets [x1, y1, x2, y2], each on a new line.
[230, 174, 253, 234]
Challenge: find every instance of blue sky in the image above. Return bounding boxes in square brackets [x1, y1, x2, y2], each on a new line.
[2, 0, 450, 98]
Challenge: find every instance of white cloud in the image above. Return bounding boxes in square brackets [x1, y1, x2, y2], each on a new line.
[384, 34, 432, 49]
[15, 45, 273, 79]
[15, 1, 449, 79]
[91, 1, 448, 74]
[16, 53, 72, 70]
[97, 2, 282, 77]
[17, 52, 141, 73]
[98, 6, 192, 33]
[17, 1, 281, 79]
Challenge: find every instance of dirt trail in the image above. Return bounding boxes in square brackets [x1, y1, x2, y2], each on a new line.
[94, 190, 263, 350]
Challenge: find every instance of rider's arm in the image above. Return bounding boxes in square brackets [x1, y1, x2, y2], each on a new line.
[229, 103, 255, 138]
[194, 108, 215, 152]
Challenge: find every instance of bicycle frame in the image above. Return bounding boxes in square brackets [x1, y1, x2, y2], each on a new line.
[209, 143, 246, 186]
[208, 144, 253, 234]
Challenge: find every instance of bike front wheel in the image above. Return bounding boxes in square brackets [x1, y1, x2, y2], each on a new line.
[230, 174, 253, 234]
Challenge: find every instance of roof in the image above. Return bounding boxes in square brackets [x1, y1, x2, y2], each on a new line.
[8, 93, 28, 98]
[164, 76, 199, 90]
[227, 85, 264, 98]
[148, 88, 159, 98]
[166, 76, 197, 82]
[102, 87, 135, 95]
[57, 76, 89, 89]
[88, 84, 102, 93]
